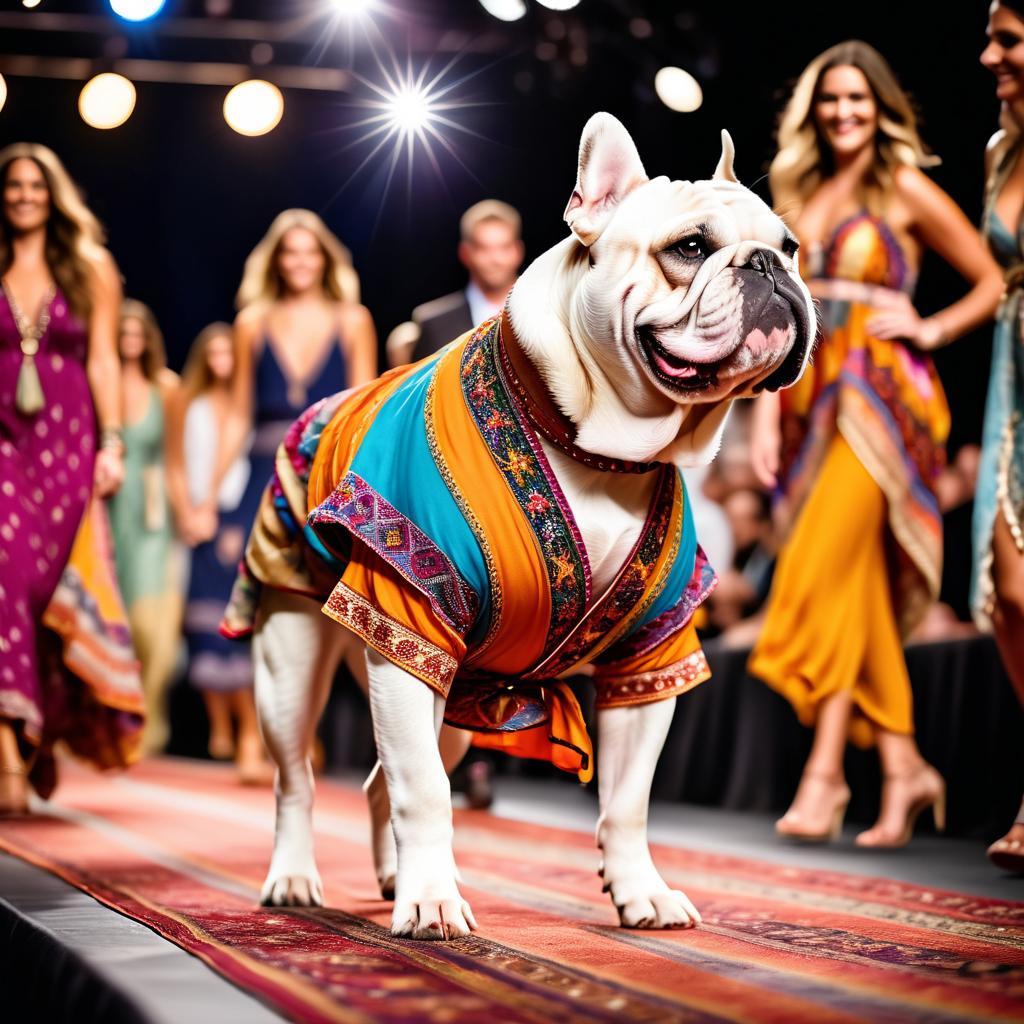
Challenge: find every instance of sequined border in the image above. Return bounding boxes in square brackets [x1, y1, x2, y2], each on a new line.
[323, 582, 458, 694]
[596, 545, 718, 668]
[534, 466, 679, 678]
[424, 359, 503, 657]
[460, 319, 588, 657]
[594, 649, 711, 709]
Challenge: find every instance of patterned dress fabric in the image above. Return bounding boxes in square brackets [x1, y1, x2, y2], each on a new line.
[0, 287, 142, 796]
[223, 317, 717, 781]
[774, 212, 949, 636]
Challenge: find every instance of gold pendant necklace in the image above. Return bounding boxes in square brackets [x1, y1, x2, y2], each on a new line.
[3, 279, 56, 416]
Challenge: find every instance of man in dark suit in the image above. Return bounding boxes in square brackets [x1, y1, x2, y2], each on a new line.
[388, 200, 524, 366]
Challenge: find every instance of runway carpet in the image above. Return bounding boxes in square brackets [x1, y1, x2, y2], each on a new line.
[1, 759, 1023, 1023]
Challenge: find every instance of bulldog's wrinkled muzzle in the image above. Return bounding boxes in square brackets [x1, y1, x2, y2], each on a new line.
[735, 248, 815, 394]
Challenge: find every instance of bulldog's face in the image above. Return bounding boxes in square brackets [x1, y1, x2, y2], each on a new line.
[563, 115, 815, 410]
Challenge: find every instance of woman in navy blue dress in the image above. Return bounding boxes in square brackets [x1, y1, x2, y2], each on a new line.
[200, 210, 376, 781]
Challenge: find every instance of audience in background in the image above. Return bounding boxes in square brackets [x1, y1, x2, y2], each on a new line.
[108, 300, 182, 755]
[386, 199, 523, 367]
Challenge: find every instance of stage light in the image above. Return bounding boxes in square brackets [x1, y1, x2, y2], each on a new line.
[536, 0, 581, 10]
[22, 0, 42, 8]
[109, 0, 166, 21]
[655, 66, 703, 113]
[223, 80, 284, 137]
[478, 0, 527, 20]
[330, 0, 375, 15]
[385, 85, 435, 137]
[0, 76, 6, 115]
[78, 73, 136, 130]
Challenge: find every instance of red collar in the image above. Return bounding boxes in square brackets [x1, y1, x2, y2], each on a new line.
[497, 311, 660, 475]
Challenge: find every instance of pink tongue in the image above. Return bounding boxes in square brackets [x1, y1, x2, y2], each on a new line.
[653, 352, 699, 378]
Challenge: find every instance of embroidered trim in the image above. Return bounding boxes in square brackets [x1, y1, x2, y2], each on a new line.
[594, 649, 711, 709]
[323, 582, 458, 695]
[424, 362, 503, 656]
[597, 545, 718, 667]
[460, 319, 588, 656]
[312, 472, 477, 632]
[535, 466, 679, 678]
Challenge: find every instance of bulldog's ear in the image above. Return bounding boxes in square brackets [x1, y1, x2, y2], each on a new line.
[713, 129, 739, 183]
[564, 112, 647, 247]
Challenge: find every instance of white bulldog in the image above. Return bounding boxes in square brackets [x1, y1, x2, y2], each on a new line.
[249, 113, 814, 940]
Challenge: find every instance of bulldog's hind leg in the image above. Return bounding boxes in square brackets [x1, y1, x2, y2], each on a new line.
[596, 697, 701, 929]
[254, 589, 347, 907]
[367, 649, 476, 940]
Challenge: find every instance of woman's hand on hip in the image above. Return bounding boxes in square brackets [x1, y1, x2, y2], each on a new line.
[94, 448, 125, 497]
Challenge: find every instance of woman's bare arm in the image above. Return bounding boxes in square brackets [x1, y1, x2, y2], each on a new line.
[339, 302, 378, 387]
[86, 250, 126, 496]
[868, 166, 1003, 349]
[207, 309, 257, 499]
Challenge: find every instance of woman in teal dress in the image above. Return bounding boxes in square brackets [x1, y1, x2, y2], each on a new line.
[978, 2, 1024, 871]
[108, 300, 181, 754]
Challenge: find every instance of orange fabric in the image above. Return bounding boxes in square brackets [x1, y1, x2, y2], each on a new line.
[749, 434, 914, 748]
[329, 544, 466, 693]
[307, 360, 423, 513]
[469, 682, 594, 783]
[596, 617, 703, 682]
[427, 342, 551, 674]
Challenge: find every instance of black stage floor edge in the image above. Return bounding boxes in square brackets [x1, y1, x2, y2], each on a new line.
[168, 634, 1024, 841]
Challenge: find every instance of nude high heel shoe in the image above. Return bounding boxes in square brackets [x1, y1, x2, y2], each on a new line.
[855, 764, 946, 849]
[775, 772, 851, 843]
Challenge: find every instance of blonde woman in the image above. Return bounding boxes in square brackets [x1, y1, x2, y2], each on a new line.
[166, 323, 262, 780]
[108, 300, 181, 755]
[0, 144, 143, 811]
[211, 210, 377, 525]
[748, 42, 1003, 846]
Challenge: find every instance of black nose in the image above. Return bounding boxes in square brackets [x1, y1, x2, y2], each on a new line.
[746, 249, 776, 284]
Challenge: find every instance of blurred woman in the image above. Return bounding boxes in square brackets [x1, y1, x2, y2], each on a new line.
[212, 210, 377, 522]
[166, 323, 261, 781]
[108, 300, 181, 755]
[978, 1, 1024, 871]
[206, 211, 376, 779]
[0, 144, 143, 812]
[748, 42, 1003, 846]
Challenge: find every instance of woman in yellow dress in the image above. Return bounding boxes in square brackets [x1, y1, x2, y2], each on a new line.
[748, 41, 1003, 846]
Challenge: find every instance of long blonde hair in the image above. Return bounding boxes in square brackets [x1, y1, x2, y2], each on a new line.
[769, 41, 939, 219]
[0, 143, 108, 321]
[235, 209, 360, 312]
[179, 321, 234, 406]
[120, 298, 167, 382]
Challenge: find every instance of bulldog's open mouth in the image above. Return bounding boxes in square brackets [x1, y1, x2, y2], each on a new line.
[637, 327, 723, 394]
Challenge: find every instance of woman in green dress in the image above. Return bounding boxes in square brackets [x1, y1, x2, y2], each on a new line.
[108, 300, 182, 753]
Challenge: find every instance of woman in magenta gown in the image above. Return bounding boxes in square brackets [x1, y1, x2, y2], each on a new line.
[0, 143, 143, 812]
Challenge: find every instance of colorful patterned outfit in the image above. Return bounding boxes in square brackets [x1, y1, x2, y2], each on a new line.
[750, 213, 949, 747]
[223, 316, 717, 781]
[0, 287, 142, 796]
[973, 144, 1024, 626]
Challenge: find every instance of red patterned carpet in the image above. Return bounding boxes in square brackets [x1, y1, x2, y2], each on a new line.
[1, 757, 1023, 1023]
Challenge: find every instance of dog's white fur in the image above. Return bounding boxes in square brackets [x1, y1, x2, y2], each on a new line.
[253, 114, 814, 939]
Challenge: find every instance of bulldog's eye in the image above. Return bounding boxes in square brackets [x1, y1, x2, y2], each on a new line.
[672, 235, 708, 260]
[781, 235, 799, 258]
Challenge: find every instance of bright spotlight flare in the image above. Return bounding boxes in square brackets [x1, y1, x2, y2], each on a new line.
[478, 0, 527, 20]
[535, 0, 581, 9]
[330, 0, 375, 13]
[109, 0, 166, 21]
[655, 66, 703, 113]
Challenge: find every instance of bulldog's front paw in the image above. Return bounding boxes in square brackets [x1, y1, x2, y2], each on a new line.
[600, 854, 701, 929]
[261, 864, 324, 907]
[391, 848, 477, 940]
